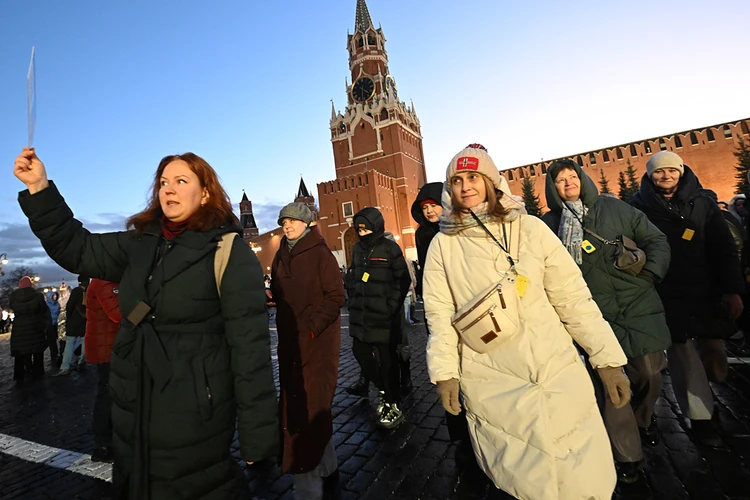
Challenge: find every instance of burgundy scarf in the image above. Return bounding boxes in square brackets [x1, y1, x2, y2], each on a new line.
[161, 216, 190, 240]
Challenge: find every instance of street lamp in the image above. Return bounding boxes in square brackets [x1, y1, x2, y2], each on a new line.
[251, 244, 261, 254]
[33, 276, 40, 283]
[0, 253, 7, 277]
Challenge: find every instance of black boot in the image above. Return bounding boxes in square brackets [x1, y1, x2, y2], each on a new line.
[400, 359, 413, 395]
[691, 419, 723, 448]
[639, 414, 660, 446]
[345, 375, 369, 397]
[322, 469, 340, 500]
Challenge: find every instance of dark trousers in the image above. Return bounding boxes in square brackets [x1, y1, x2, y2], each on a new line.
[591, 350, 666, 463]
[47, 324, 59, 361]
[14, 353, 44, 381]
[93, 363, 113, 447]
[352, 338, 400, 404]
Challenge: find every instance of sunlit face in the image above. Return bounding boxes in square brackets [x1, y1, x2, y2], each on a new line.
[651, 168, 681, 193]
[450, 172, 487, 209]
[421, 202, 443, 223]
[281, 218, 308, 240]
[554, 168, 581, 202]
[159, 160, 209, 222]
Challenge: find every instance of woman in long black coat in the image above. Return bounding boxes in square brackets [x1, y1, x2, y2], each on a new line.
[14, 147, 278, 500]
[9, 276, 49, 383]
[270, 203, 345, 499]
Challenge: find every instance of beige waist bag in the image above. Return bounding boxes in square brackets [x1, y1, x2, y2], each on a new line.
[451, 214, 521, 354]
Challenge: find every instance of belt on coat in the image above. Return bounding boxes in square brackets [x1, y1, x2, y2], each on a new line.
[119, 314, 173, 500]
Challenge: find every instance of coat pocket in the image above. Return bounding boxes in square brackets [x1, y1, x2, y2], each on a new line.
[192, 357, 213, 421]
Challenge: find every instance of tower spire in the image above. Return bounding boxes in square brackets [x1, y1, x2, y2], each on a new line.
[355, 0, 373, 33]
[331, 100, 336, 121]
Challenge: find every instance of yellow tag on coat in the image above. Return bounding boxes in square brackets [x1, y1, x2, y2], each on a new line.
[581, 240, 596, 254]
[682, 228, 695, 241]
[362, 272, 370, 282]
[515, 275, 530, 298]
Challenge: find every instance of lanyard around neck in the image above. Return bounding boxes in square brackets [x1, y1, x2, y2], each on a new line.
[468, 210, 515, 268]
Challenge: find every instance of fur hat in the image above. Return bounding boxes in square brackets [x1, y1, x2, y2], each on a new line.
[277, 203, 313, 226]
[646, 151, 684, 178]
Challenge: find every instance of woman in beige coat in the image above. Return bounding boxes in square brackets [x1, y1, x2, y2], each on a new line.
[423, 144, 630, 500]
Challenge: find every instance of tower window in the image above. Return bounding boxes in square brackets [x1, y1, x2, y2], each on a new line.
[357, 36, 364, 48]
[630, 144, 637, 157]
[589, 152, 596, 165]
[367, 34, 376, 46]
[644, 142, 652, 154]
[343, 202, 354, 218]
[690, 132, 698, 145]
[616, 148, 623, 160]
[659, 138, 666, 151]
[507, 170, 514, 181]
[380, 109, 388, 120]
[602, 151, 610, 162]
[675, 135, 683, 148]
[706, 128, 715, 142]
[724, 124, 732, 139]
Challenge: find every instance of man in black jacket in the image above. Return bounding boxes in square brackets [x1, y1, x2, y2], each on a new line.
[55, 275, 89, 376]
[631, 151, 744, 447]
[347, 207, 411, 429]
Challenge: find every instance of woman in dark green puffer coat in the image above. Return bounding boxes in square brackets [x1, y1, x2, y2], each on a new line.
[14, 147, 278, 500]
[542, 159, 672, 482]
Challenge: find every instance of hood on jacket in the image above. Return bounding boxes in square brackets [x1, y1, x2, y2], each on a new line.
[353, 207, 385, 241]
[411, 182, 444, 226]
[544, 160, 599, 214]
[19, 276, 33, 289]
[728, 194, 746, 221]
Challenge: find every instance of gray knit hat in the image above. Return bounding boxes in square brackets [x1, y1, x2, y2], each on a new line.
[646, 151, 684, 178]
[277, 203, 313, 226]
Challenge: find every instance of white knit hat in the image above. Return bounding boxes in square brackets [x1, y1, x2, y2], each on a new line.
[445, 144, 503, 191]
[646, 151, 684, 178]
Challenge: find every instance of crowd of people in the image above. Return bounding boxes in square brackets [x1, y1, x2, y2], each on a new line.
[9, 142, 749, 499]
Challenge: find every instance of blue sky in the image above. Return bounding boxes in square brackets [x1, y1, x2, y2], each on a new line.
[1, 0, 749, 286]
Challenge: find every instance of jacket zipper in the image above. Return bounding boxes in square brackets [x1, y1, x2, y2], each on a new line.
[452, 285, 503, 325]
[362, 247, 375, 327]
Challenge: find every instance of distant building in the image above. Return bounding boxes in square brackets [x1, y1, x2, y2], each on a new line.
[505, 118, 750, 210]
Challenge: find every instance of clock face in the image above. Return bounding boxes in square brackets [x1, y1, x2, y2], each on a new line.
[351, 77, 375, 102]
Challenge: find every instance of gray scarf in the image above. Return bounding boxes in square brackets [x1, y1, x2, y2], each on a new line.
[558, 200, 585, 265]
[439, 202, 494, 235]
[287, 227, 311, 252]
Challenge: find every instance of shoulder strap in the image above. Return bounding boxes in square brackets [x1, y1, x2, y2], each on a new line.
[214, 233, 238, 298]
[469, 210, 521, 266]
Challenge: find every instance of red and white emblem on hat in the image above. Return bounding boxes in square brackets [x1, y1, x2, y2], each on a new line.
[456, 156, 479, 171]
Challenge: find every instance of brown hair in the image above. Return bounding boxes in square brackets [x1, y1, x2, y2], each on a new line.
[126, 153, 239, 232]
[448, 174, 509, 221]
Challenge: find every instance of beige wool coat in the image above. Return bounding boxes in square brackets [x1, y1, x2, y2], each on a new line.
[423, 213, 627, 500]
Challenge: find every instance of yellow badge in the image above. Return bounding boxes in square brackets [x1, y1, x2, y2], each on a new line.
[682, 228, 695, 241]
[362, 272, 370, 283]
[581, 239, 596, 254]
[515, 275, 530, 298]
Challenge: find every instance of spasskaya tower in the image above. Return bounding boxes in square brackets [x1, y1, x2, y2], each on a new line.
[317, 0, 427, 266]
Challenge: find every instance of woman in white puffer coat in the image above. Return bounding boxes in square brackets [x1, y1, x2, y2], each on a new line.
[423, 144, 630, 500]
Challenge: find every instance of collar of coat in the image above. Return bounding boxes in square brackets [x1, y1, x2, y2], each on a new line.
[140, 220, 242, 249]
[279, 225, 326, 259]
[632, 165, 702, 215]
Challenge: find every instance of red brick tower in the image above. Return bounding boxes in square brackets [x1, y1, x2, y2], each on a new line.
[317, 0, 426, 266]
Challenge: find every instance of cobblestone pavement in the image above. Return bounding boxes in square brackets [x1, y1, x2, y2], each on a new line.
[1, 306, 749, 499]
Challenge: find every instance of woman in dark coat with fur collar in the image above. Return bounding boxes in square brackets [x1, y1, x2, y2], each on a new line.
[269, 203, 345, 499]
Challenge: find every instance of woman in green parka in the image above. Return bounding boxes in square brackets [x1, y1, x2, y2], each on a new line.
[542, 159, 672, 483]
[14, 147, 278, 500]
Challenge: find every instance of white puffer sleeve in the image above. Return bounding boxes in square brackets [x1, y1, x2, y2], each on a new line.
[423, 234, 461, 384]
[534, 216, 627, 369]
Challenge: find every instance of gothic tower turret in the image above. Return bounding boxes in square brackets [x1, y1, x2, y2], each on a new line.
[239, 191, 259, 241]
